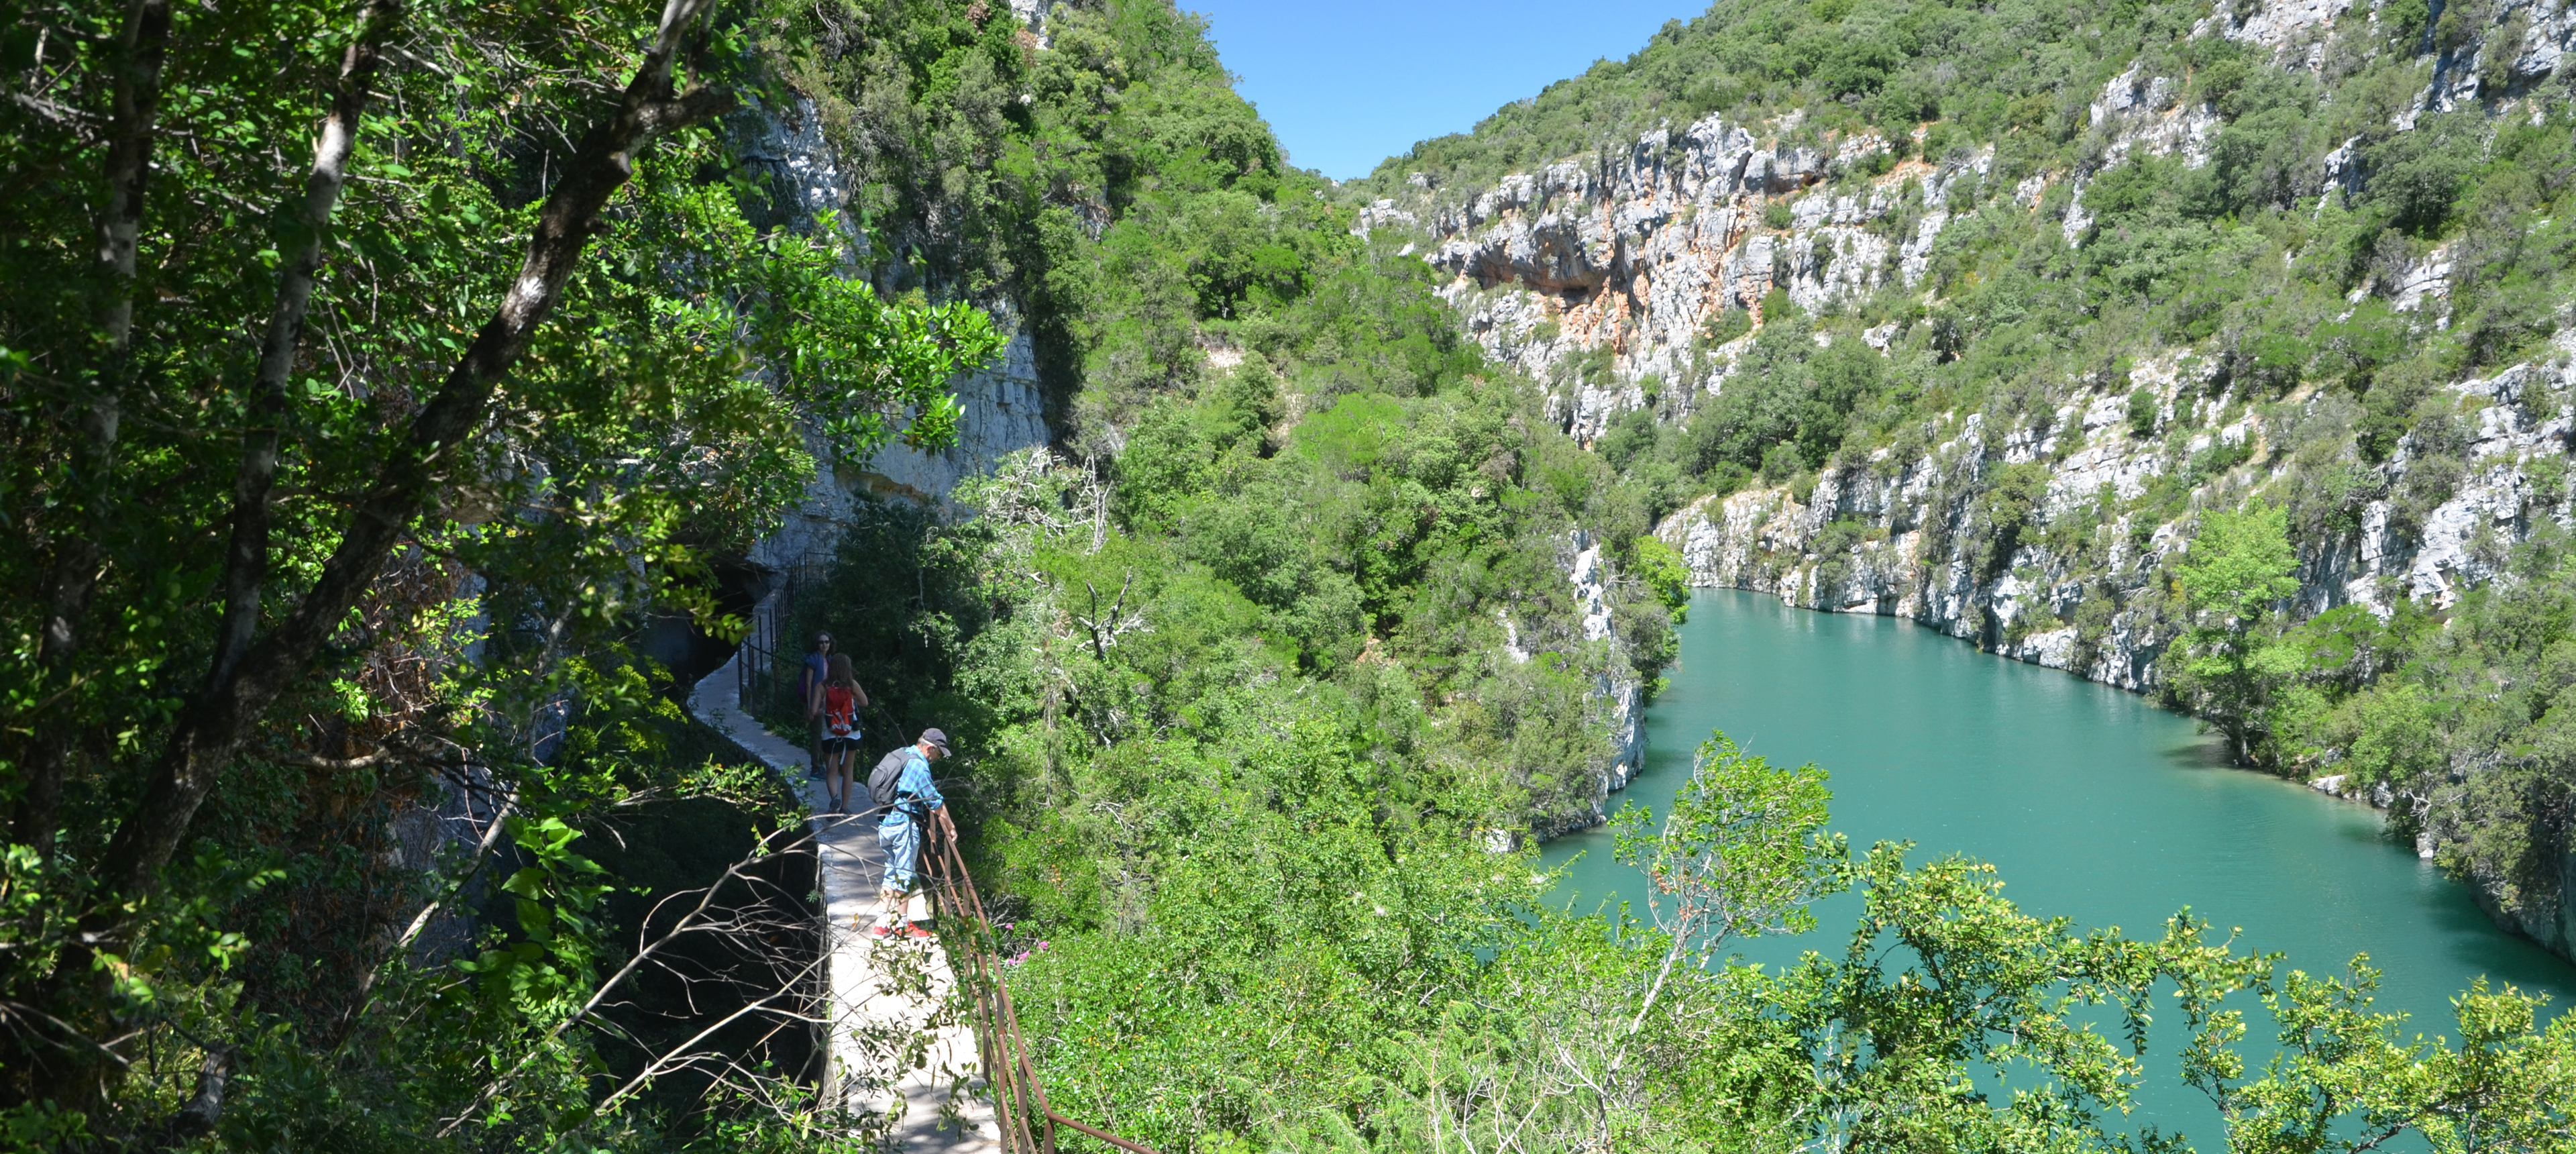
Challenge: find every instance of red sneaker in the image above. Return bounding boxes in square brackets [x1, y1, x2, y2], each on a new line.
[902, 923, 937, 941]
[867, 923, 896, 940]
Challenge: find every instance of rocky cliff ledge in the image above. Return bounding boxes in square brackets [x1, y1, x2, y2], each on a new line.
[732, 95, 1055, 570]
[1361, 0, 2576, 690]
[1656, 348, 2575, 689]
[1519, 529, 1648, 839]
[1360, 112, 1968, 443]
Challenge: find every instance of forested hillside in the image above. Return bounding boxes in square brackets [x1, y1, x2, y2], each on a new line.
[16, 0, 2576, 1148]
[750, 0, 1674, 836]
[1350, 0, 2576, 963]
[757, 1, 2576, 1150]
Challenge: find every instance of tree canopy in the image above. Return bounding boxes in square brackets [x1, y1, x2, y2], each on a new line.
[1, 0, 994, 1142]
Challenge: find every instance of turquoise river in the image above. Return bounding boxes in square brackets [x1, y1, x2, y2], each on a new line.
[1542, 590, 2575, 1137]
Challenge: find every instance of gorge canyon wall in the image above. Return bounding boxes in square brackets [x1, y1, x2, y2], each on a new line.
[1371, 3, 2576, 689]
[1368, 0, 2576, 954]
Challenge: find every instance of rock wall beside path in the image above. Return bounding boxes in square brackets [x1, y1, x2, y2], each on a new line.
[732, 95, 1056, 582]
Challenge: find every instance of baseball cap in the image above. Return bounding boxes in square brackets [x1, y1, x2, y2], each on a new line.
[919, 728, 951, 754]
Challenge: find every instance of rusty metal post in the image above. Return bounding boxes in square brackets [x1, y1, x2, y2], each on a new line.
[924, 806, 1165, 1154]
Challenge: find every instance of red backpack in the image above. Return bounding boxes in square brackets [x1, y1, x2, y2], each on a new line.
[822, 685, 859, 738]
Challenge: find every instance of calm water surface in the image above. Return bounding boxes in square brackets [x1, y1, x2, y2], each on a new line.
[1543, 590, 2573, 1137]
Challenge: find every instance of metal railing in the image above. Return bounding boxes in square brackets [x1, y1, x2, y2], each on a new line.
[737, 564, 821, 725]
[920, 808, 1165, 1154]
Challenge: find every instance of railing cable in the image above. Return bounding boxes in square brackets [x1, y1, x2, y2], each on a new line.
[921, 808, 1163, 1154]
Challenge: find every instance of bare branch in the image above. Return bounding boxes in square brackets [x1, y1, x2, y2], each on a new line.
[268, 747, 396, 772]
[435, 823, 808, 1135]
[162, 1046, 229, 1143]
[588, 955, 827, 1117]
[0, 999, 134, 1067]
[331, 779, 521, 1049]
[8, 90, 98, 129]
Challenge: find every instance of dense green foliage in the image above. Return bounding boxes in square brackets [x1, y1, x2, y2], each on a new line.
[756, 0, 1676, 831]
[0, 0, 993, 1145]
[776, 436, 1611, 1140]
[739, 4, 2576, 1152]
[761, 0, 1487, 431]
[21, 0, 2576, 1145]
[2171, 505, 2307, 760]
[2169, 524, 2576, 940]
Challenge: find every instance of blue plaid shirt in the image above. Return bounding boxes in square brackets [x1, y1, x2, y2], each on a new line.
[878, 748, 945, 827]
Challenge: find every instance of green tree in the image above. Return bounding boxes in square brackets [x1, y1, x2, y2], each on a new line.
[2172, 504, 2304, 762]
[1562, 732, 1849, 1147]
[1613, 732, 1847, 1024]
[0, 0, 997, 1139]
[1631, 534, 1693, 615]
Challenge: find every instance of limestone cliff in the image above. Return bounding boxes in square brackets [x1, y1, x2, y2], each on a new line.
[1656, 346, 2575, 690]
[1509, 529, 1649, 839]
[1362, 0, 2576, 682]
[732, 95, 1055, 574]
[1360, 0, 2576, 955]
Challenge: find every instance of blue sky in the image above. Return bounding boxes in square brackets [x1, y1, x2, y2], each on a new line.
[1185, 0, 1709, 182]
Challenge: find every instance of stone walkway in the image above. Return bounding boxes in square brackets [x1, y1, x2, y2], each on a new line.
[690, 651, 1000, 1151]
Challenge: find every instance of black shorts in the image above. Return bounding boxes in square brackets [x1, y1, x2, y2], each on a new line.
[822, 735, 863, 755]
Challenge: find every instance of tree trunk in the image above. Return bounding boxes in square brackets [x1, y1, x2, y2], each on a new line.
[101, 0, 737, 903]
[11, 0, 172, 860]
[210, 0, 405, 690]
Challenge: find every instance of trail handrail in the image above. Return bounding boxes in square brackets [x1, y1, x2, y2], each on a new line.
[919, 807, 1163, 1154]
[737, 565, 819, 722]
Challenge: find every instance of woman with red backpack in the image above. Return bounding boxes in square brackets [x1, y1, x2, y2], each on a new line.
[815, 653, 871, 812]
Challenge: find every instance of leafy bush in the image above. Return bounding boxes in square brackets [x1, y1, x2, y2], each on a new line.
[2127, 386, 2161, 437]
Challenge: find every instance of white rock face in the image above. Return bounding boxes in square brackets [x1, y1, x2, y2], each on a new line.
[2387, 243, 2456, 320]
[858, 325, 1053, 504]
[734, 99, 1056, 578]
[1382, 113, 2003, 443]
[735, 95, 857, 226]
[1384, 0, 2576, 452]
[1566, 531, 1646, 796]
[1655, 349, 2576, 689]
[2204, 0, 2355, 61]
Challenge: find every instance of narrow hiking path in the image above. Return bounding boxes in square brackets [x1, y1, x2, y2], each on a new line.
[690, 652, 1000, 1151]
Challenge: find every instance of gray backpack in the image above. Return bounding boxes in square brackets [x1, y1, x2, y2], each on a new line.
[865, 748, 914, 810]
